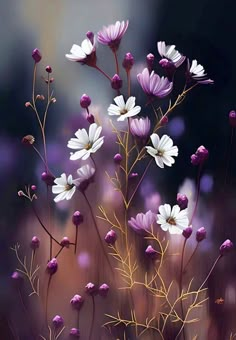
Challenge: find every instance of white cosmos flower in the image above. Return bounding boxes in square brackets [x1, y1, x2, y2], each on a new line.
[65, 38, 95, 62]
[73, 164, 95, 191]
[188, 59, 214, 84]
[146, 133, 178, 168]
[157, 41, 185, 67]
[108, 95, 141, 121]
[157, 204, 189, 234]
[67, 123, 104, 161]
[52, 173, 76, 203]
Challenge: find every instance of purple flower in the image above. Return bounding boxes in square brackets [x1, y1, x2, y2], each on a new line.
[137, 68, 173, 98]
[176, 193, 188, 210]
[219, 239, 233, 256]
[157, 41, 185, 68]
[70, 328, 80, 338]
[70, 294, 84, 310]
[97, 20, 129, 51]
[85, 282, 97, 296]
[80, 94, 91, 108]
[31, 236, 40, 249]
[60, 237, 70, 248]
[122, 52, 134, 71]
[182, 227, 192, 239]
[72, 211, 84, 227]
[145, 245, 159, 260]
[98, 283, 110, 297]
[229, 110, 236, 128]
[52, 315, 64, 328]
[11, 271, 23, 287]
[196, 227, 207, 242]
[47, 258, 58, 275]
[32, 48, 42, 63]
[128, 210, 156, 234]
[104, 230, 117, 245]
[191, 145, 209, 166]
[186, 59, 214, 84]
[130, 117, 151, 140]
[111, 74, 122, 90]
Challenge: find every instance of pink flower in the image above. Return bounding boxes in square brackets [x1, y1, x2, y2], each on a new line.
[97, 20, 129, 51]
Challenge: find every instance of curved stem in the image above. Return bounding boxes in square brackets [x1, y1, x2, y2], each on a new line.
[199, 254, 222, 290]
[93, 65, 112, 81]
[183, 243, 199, 273]
[189, 164, 202, 225]
[88, 296, 95, 340]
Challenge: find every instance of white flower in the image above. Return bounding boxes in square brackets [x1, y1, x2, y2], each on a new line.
[52, 173, 76, 203]
[188, 59, 214, 84]
[65, 38, 95, 62]
[157, 204, 189, 234]
[108, 95, 141, 122]
[157, 41, 185, 67]
[146, 134, 178, 168]
[67, 123, 104, 161]
[73, 164, 95, 190]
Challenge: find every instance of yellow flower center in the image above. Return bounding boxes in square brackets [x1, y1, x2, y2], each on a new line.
[65, 184, 74, 191]
[85, 142, 92, 150]
[166, 217, 176, 225]
[120, 109, 128, 115]
[157, 150, 164, 156]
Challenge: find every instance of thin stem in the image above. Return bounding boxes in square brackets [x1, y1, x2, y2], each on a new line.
[30, 249, 35, 276]
[127, 70, 131, 97]
[179, 238, 187, 340]
[113, 51, 119, 75]
[55, 246, 64, 258]
[93, 65, 112, 81]
[74, 226, 78, 254]
[189, 164, 202, 226]
[199, 254, 222, 290]
[224, 127, 234, 189]
[183, 243, 199, 273]
[88, 296, 95, 340]
[46, 274, 52, 321]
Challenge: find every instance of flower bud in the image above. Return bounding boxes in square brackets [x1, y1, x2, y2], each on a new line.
[114, 153, 122, 164]
[70, 328, 80, 338]
[46, 65, 52, 73]
[104, 230, 117, 245]
[98, 283, 110, 297]
[31, 236, 40, 249]
[47, 258, 58, 275]
[72, 211, 84, 227]
[229, 110, 236, 128]
[18, 190, 24, 197]
[196, 227, 207, 242]
[41, 172, 55, 186]
[52, 315, 64, 328]
[80, 94, 91, 108]
[146, 53, 155, 70]
[145, 245, 159, 260]
[85, 282, 97, 296]
[86, 31, 94, 44]
[60, 237, 70, 248]
[219, 239, 233, 256]
[87, 113, 95, 124]
[130, 117, 151, 140]
[191, 146, 209, 166]
[32, 48, 42, 63]
[22, 135, 35, 146]
[191, 154, 199, 165]
[70, 294, 84, 310]
[111, 74, 122, 90]
[122, 52, 134, 71]
[177, 193, 188, 210]
[25, 102, 31, 107]
[11, 271, 23, 287]
[182, 227, 192, 239]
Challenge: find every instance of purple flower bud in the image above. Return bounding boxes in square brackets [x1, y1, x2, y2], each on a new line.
[72, 211, 84, 227]
[46, 65, 52, 73]
[86, 31, 94, 44]
[11, 271, 23, 288]
[229, 110, 236, 128]
[85, 282, 97, 296]
[145, 245, 159, 260]
[70, 294, 84, 310]
[177, 193, 188, 210]
[114, 153, 122, 164]
[196, 227, 207, 242]
[32, 48, 42, 63]
[98, 283, 110, 297]
[191, 154, 199, 165]
[70, 328, 80, 338]
[111, 74, 123, 90]
[52, 315, 64, 328]
[104, 230, 117, 245]
[11, 271, 22, 280]
[182, 227, 192, 239]
[41, 172, 55, 186]
[130, 117, 151, 140]
[47, 258, 58, 275]
[60, 237, 70, 248]
[219, 239, 233, 256]
[196, 145, 209, 163]
[87, 113, 95, 124]
[80, 94, 91, 108]
[31, 185, 37, 191]
[31, 236, 40, 249]
[122, 52, 134, 71]
[146, 53, 155, 70]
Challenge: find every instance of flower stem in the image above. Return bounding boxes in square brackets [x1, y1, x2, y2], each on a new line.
[189, 164, 202, 225]
[224, 127, 234, 189]
[179, 238, 187, 340]
[88, 296, 95, 340]
[93, 65, 112, 81]
[127, 70, 131, 97]
[113, 51, 119, 75]
[183, 243, 199, 273]
[74, 226, 78, 254]
[46, 274, 52, 321]
[55, 246, 64, 258]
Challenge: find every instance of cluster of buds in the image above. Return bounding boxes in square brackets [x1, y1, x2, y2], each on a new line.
[191, 145, 209, 166]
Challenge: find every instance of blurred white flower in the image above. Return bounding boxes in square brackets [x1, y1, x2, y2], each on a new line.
[108, 95, 141, 121]
[65, 38, 95, 62]
[157, 204, 189, 234]
[52, 173, 76, 202]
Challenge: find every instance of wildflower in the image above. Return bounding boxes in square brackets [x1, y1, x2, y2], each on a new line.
[85, 282, 97, 296]
[98, 283, 110, 297]
[70, 294, 84, 310]
[70, 328, 80, 338]
[122, 52, 134, 71]
[229, 110, 236, 128]
[31, 236, 40, 249]
[137, 68, 173, 98]
[73, 164, 95, 192]
[128, 210, 156, 234]
[65, 38, 96, 66]
[111, 74, 122, 90]
[45, 65, 52, 73]
[191, 145, 209, 166]
[146, 134, 178, 168]
[47, 258, 58, 275]
[157, 204, 189, 234]
[177, 193, 188, 210]
[130, 117, 151, 140]
[41, 172, 55, 186]
[97, 20, 129, 51]
[157, 41, 185, 68]
[67, 123, 104, 161]
[187, 59, 213, 84]
[52, 315, 64, 328]
[104, 230, 117, 245]
[114, 153, 122, 164]
[182, 227, 192, 239]
[72, 211, 84, 227]
[60, 237, 70, 248]
[32, 48, 42, 63]
[196, 227, 207, 242]
[52, 173, 76, 203]
[108, 95, 141, 121]
[145, 245, 159, 260]
[219, 239, 233, 255]
[80, 94, 91, 108]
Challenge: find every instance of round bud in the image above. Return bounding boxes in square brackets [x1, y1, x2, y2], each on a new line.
[32, 48, 42, 63]
[31, 236, 40, 249]
[46, 65, 52, 73]
[111, 74, 122, 90]
[98, 283, 110, 297]
[80, 94, 91, 108]
[122, 52, 134, 71]
[87, 113, 95, 124]
[47, 258, 58, 275]
[196, 227, 207, 242]
[177, 193, 188, 210]
[229, 110, 236, 128]
[60, 237, 70, 248]
[219, 239, 233, 256]
[182, 227, 192, 239]
[41, 172, 55, 186]
[104, 230, 117, 245]
[70, 294, 84, 310]
[85, 282, 97, 296]
[72, 211, 84, 227]
[52, 315, 64, 328]
[145, 245, 159, 260]
[70, 328, 80, 338]
[113, 153, 122, 164]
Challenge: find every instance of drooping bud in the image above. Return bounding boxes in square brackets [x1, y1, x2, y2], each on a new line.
[80, 94, 91, 109]
[229, 110, 236, 128]
[98, 283, 110, 297]
[70, 294, 84, 310]
[47, 258, 58, 275]
[32, 48, 42, 63]
[22, 135, 35, 146]
[177, 193, 188, 210]
[72, 211, 84, 227]
[104, 230, 117, 245]
[122, 52, 134, 71]
[145, 245, 159, 260]
[70, 328, 80, 338]
[219, 239, 233, 256]
[87, 113, 95, 124]
[111, 74, 122, 90]
[31, 236, 40, 249]
[113, 153, 122, 164]
[41, 172, 55, 186]
[85, 282, 97, 296]
[196, 227, 207, 242]
[182, 227, 192, 239]
[52, 315, 64, 328]
[60, 237, 70, 248]
[46, 65, 52, 73]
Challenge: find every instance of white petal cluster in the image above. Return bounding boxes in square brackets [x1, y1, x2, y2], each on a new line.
[52, 173, 76, 203]
[146, 134, 178, 168]
[108, 95, 141, 121]
[157, 204, 189, 234]
[73, 164, 95, 187]
[65, 38, 95, 62]
[157, 41, 185, 67]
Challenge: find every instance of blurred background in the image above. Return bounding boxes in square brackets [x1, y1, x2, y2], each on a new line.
[1, 0, 236, 339]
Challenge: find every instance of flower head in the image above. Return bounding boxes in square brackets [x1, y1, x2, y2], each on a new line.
[31, 236, 40, 249]
[65, 38, 96, 66]
[60, 237, 70, 248]
[122, 52, 134, 71]
[47, 258, 58, 275]
[97, 20, 129, 51]
[145, 245, 159, 260]
[80, 94, 91, 108]
[32, 48, 42, 63]
[229, 110, 236, 128]
[130, 117, 151, 140]
[182, 227, 192, 239]
[196, 227, 207, 242]
[52, 173, 76, 203]
[157, 204, 189, 234]
[85, 282, 97, 296]
[70, 328, 80, 338]
[105, 230, 117, 245]
[191, 145, 209, 166]
[137, 68, 173, 98]
[52, 315, 64, 328]
[108, 95, 141, 122]
[72, 211, 84, 226]
[219, 239, 233, 255]
[157, 41, 185, 68]
[70, 294, 84, 310]
[68, 123, 104, 161]
[98, 283, 110, 297]
[146, 134, 178, 168]
[177, 193, 188, 210]
[73, 164, 95, 192]
[187, 59, 213, 84]
[128, 210, 156, 234]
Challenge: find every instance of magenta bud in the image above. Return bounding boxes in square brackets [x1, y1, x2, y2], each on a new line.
[47, 258, 58, 275]
[86, 31, 94, 44]
[87, 113, 95, 124]
[85, 282, 97, 296]
[229, 110, 236, 128]
[146, 53, 155, 69]
[219, 239, 233, 255]
[31, 185, 37, 191]
[11, 271, 23, 288]
[80, 94, 91, 108]
[177, 193, 188, 210]
[122, 52, 134, 71]
[32, 48, 42, 63]
[114, 153, 122, 164]
[46, 65, 52, 73]
[70, 328, 80, 338]
[41, 172, 55, 186]
[191, 154, 199, 165]
[111, 74, 122, 90]
[196, 227, 207, 242]
[182, 227, 192, 239]
[70, 294, 84, 310]
[31, 236, 40, 249]
[72, 211, 84, 227]
[196, 145, 209, 163]
[145, 245, 159, 260]
[160, 116, 168, 126]
[104, 230, 117, 245]
[60, 237, 70, 248]
[98, 283, 110, 297]
[52, 315, 64, 328]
